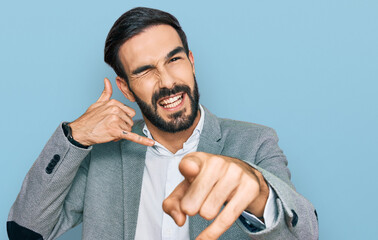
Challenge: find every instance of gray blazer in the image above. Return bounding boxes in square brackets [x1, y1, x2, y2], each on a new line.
[8, 106, 318, 240]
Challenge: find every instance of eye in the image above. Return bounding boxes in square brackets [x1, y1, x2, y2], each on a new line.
[133, 69, 152, 80]
[170, 57, 181, 62]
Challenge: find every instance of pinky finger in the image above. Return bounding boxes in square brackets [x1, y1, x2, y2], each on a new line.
[120, 130, 155, 146]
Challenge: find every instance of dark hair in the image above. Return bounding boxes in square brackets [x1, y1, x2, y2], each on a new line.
[104, 7, 189, 83]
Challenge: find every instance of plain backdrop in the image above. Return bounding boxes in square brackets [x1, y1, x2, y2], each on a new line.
[1, 0, 377, 239]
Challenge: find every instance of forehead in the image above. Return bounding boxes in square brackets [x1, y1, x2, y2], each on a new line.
[118, 24, 183, 73]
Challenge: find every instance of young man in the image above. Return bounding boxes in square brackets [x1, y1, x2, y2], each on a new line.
[7, 7, 318, 240]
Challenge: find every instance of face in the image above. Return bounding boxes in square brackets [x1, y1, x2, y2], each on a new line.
[117, 25, 199, 133]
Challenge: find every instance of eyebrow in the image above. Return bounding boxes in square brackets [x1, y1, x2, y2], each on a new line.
[165, 46, 185, 61]
[131, 46, 186, 75]
[132, 64, 155, 75]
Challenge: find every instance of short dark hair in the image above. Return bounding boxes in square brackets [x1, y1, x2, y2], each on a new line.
[104, 7, 189, 83]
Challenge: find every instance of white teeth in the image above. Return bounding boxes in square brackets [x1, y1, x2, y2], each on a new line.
[162, 96, 183, 108]
[160, 94, 182, 105]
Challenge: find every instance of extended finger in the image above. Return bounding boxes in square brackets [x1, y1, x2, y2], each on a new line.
[196, 181, 257, 240]
[179, 153, 204, 183]
[119, 130, 155, 146]
[162, 180, 190, 226]
[97, 78, 113, 102]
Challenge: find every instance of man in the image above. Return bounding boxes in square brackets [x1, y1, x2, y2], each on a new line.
[7, 7, 318, 240]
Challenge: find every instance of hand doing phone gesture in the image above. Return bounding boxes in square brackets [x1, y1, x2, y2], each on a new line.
[69, 78, 155, 147]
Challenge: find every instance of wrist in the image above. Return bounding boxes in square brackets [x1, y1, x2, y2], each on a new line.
[62, 122, 89, 148]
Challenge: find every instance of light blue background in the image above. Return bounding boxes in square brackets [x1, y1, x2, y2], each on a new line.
[1, 0, 377, 239]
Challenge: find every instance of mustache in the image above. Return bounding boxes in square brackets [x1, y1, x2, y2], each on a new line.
[152, 85, 192, 109]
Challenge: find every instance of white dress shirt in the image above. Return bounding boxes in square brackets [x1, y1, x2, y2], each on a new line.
[134, 105, 277, 240]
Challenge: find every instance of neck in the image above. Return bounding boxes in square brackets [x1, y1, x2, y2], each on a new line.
[144, 110, 201, 154]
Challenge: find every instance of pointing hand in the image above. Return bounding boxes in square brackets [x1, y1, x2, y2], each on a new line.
[163, 152, 269, 240]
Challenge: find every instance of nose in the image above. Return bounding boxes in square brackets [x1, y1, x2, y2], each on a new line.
[157, 67, 175, 89]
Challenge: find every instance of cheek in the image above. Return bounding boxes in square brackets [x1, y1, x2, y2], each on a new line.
[132, 80, 156, 103]
[168, 62, 195, 82]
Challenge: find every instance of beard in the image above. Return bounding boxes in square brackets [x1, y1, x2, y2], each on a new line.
[131, 75, 200, 133]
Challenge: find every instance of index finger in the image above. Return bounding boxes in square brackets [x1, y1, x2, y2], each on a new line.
[179, 153, 204, 183]
[120, 130, 155, 146]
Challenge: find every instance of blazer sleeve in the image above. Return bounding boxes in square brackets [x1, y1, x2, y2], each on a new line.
[237, 127, 319, 240]
[7, 123, 92, 240]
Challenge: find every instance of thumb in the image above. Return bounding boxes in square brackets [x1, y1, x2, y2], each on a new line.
[97, 78, 113, 102]
[179, 153, 203, 183]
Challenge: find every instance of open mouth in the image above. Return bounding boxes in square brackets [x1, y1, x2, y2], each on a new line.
[158, 92, 184, 109]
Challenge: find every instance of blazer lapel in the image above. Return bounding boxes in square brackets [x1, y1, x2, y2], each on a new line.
[190, 106, 224, 239]
[196, 106, 223, 154]
[120, 122, 147, 240]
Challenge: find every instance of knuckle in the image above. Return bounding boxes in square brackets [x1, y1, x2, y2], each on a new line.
[109, 105, 120, 114]
[180, 200, 197, 216]
[197, 152, 209, 159]
[246, 177, 260, 191]
[108, 114, 119, 122]
[207, 156, 224, 173]
[124, 125, 132, 132]
[183, 152, 203, 162]
[128, 120, 134, 127]
[229, 162, 243, 174]
[242, 178, 260, 198]
[108, 99, 118, 104]
[227, 163, 243, 181]
[208, 156, 218, 164]
[184, 152, 197, 158]
[130, 109, 136, 117]
[199, 206, 217, 220]
[162, 198, 173, 212]
[210, 155, 225, 166]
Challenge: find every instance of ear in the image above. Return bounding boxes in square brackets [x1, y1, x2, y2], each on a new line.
[116, 76, 136, 102]
[188, 50, 195, 74]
